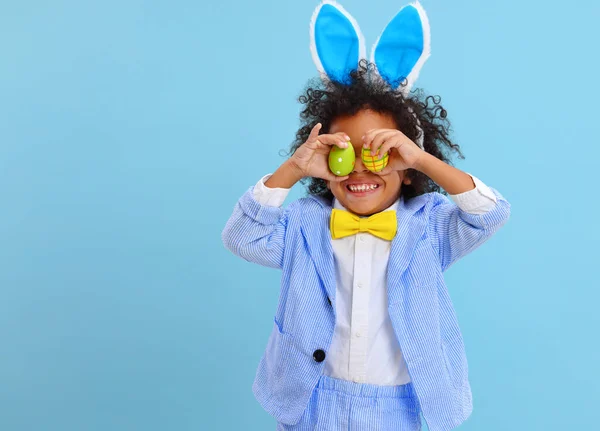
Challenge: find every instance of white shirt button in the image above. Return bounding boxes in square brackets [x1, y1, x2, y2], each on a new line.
[355, 332, 361, 338]
[357, 282, 363, 288]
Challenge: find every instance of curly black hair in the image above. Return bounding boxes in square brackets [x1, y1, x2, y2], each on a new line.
[288, 60, 464, 201]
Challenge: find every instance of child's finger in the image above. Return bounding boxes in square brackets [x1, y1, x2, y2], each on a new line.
[318, 133, 349, 149]
[330, 132, 351, 147]
[362, 129, 385, 152]
[377, 137, 403, 160]
[369, 131, 397, 157]
[362, 128, 394, 146]
[335, 132, 351, 143]
[328, 132, 351, 148]
[362, 129, 379, 144]
[306, 123, 322, 143]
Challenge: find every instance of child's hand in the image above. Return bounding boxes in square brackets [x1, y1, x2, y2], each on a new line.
[290, 123, 350, 182]
[362, 129, 426, 174]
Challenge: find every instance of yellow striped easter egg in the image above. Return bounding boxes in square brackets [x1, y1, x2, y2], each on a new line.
[361, 147, 389, 173]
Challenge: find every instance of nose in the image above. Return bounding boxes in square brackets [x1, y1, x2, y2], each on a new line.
[352, 153, 368, 173]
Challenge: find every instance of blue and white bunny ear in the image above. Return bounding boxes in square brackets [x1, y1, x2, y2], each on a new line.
[370, 1, 430, 94]
[310, 1, 366, 84]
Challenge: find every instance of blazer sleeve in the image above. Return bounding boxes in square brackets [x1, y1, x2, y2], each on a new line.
[427, 186, 511, 272]
[222, 187, 293, 269]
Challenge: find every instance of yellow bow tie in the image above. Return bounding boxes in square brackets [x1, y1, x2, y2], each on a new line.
[330, 209, 397, 241]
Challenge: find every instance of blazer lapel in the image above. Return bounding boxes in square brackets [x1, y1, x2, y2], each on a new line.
[300, 197, 337, 305]
[387, 194, 429, 305]
[299, 193, 430, 307]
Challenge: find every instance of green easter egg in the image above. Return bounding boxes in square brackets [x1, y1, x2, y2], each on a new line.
[328, 143, 355, 176]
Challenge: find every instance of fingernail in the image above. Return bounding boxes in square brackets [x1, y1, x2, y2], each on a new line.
[342, 142, 348, 147]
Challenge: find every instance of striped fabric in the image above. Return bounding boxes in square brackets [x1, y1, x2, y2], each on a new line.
[222, 186, 511, 431]
[277, 374, 421, 430]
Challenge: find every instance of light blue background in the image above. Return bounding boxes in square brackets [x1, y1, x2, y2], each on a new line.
[1, 1, 598, 430]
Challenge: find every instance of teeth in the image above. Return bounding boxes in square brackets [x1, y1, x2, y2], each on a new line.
[348, 184, 378, 192]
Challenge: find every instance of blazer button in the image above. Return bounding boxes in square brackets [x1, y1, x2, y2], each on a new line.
[313, 349, 326, 363]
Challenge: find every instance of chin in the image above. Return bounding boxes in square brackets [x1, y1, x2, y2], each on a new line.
[340, 199, 385, 217]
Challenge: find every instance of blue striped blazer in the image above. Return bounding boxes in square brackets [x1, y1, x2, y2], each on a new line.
[222, 185, 510, 431]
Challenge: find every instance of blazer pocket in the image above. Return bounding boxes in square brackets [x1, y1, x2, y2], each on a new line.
[263, 318, 289, 383]
[441, 338, 468, 389]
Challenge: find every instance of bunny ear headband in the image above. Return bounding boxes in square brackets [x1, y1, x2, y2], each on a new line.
[309, 0, 430, 149]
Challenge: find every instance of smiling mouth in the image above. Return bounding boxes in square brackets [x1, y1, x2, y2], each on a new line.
[346, 184, 380, 194]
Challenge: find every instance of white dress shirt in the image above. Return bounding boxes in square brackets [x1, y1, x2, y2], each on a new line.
[253, 174, 497, 385]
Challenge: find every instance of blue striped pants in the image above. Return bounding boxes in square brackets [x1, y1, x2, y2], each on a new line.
[276, 374, 422, 430]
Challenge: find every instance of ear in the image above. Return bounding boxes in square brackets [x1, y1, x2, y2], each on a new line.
[370, 1, 431, 94]
[310, 1, 366, 84]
